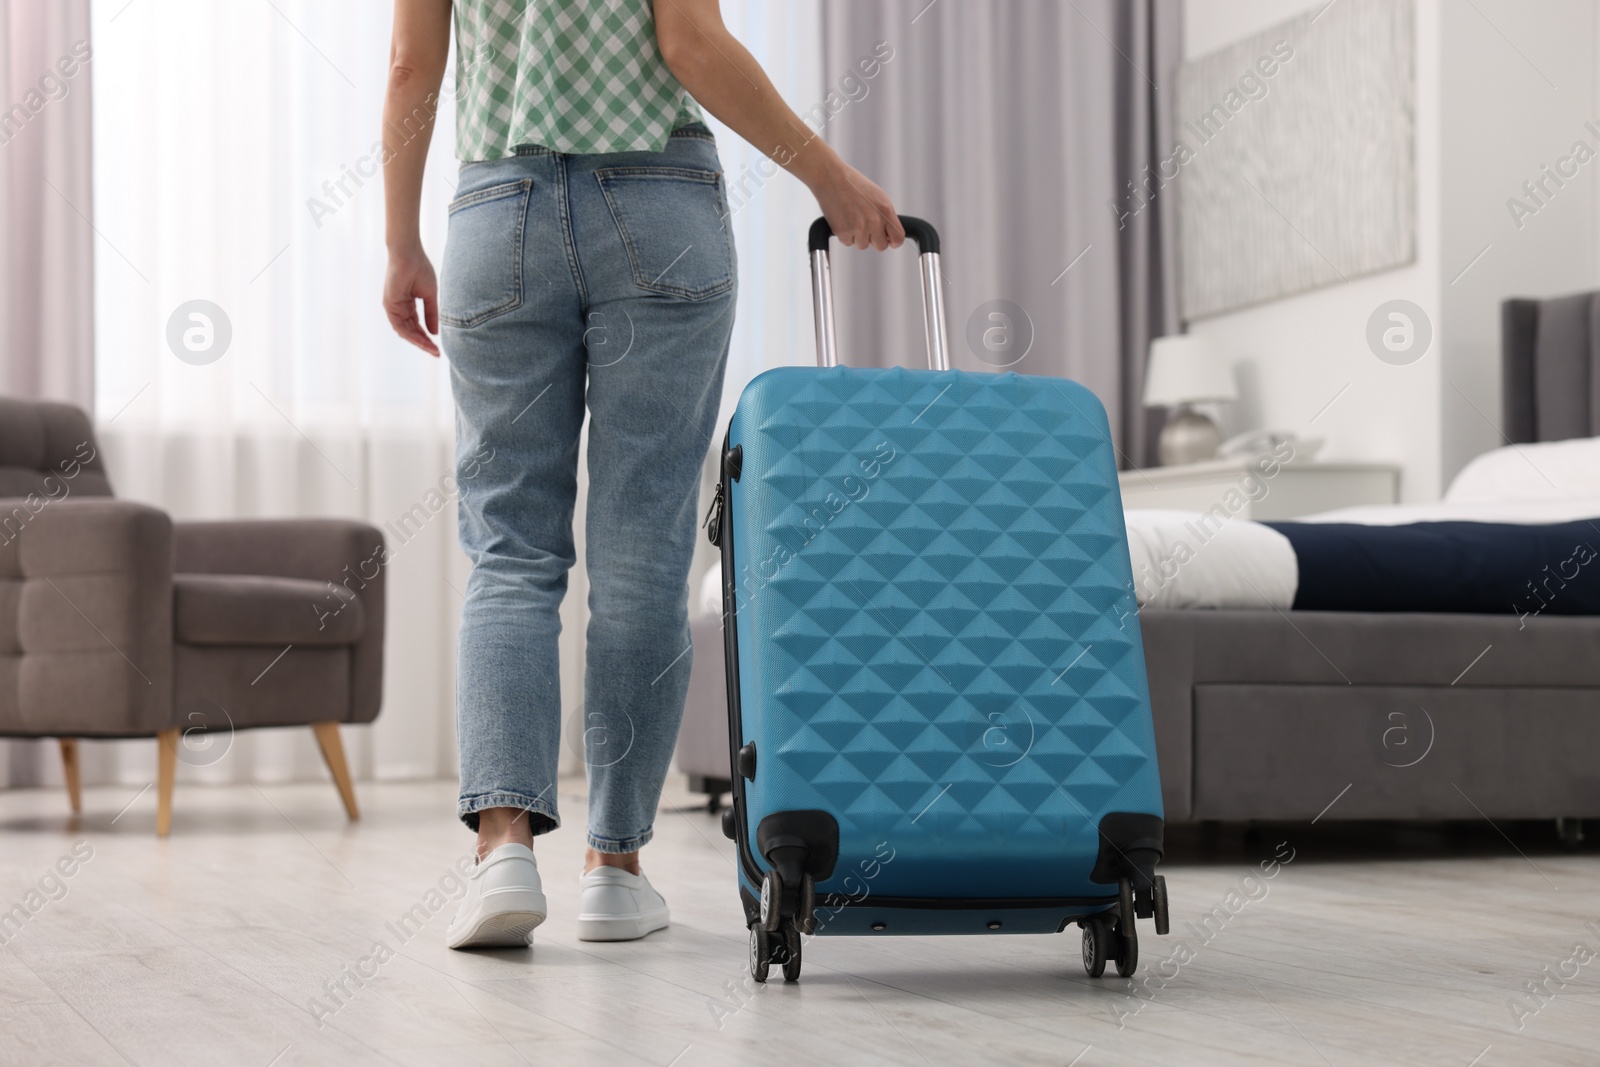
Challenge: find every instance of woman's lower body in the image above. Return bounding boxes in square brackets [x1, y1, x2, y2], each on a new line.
[438, 127, 735, 944]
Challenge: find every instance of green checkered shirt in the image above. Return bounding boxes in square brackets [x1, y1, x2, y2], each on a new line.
[453, 0, 704, 160]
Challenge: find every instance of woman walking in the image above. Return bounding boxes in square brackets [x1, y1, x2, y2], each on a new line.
[381, 0, 902, 948]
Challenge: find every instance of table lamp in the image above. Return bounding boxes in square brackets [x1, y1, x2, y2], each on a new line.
[1144, 334, 1236, 465]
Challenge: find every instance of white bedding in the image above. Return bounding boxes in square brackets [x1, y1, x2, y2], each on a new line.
[1124, 433, 1600, 611]
[1125, 497, 1600, 611]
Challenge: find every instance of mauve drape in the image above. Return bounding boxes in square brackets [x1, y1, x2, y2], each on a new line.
[817, 0, 1180, 466]
[0, 0, 94, 408]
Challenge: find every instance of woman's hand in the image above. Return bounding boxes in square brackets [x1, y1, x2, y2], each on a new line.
[384, 246, 440, 357]
[809, 160, 905, 251]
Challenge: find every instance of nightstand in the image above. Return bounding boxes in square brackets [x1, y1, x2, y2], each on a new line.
[1117, 457, 1400, 520]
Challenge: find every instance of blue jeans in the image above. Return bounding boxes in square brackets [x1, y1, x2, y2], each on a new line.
[441, 125, 736, 853]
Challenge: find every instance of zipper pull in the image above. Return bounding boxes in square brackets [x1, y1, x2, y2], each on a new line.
[703, 481, 724, 547]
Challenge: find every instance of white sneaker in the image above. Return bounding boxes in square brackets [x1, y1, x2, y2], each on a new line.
[576, 866, 670, 942]
[446, 844, 548, 950]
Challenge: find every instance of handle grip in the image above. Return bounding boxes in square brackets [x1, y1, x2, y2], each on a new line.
[808, 215, 941, 255]
[807, 216, 950, 371]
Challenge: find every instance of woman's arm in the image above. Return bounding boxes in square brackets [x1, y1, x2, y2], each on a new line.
[653, 0, 904, 251]
[382, 0, 453, 356]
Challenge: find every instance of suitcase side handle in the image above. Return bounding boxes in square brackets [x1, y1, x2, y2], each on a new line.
[807, 215, 951, 372]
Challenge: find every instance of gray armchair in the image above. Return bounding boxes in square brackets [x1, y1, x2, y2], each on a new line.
[1, 397, 385, 834]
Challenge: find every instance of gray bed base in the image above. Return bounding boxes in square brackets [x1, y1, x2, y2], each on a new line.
[1141, 609, 1600, 823]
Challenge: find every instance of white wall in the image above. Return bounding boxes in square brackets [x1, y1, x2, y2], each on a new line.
[1437, 0, 1599, 481]
[1179, 0, 1598, 502]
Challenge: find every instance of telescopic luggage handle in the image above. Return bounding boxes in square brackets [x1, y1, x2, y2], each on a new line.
[807, 215, 951, 372]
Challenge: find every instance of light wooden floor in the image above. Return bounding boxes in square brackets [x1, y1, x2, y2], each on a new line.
[1, 777, 1596, 1066]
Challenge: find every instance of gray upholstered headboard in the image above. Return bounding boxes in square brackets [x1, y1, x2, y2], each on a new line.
[1502, 292, 1600, 444]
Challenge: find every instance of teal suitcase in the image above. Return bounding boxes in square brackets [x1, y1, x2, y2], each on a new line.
[706, 217, 1169, 983]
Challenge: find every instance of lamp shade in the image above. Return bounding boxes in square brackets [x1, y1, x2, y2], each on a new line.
[1144, 335, 1236, 407]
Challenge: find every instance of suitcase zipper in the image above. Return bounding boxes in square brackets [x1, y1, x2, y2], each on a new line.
[716, 431, 761, 891]
[702, 481, 724, 547]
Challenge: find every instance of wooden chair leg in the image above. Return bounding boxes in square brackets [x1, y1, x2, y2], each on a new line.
[58, 739, 82, 814]
[311, 722, 360, 821]
[156, 728, 179, 837]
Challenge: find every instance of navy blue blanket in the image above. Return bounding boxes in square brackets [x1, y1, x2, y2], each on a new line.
[1263, 519, 1600, 619]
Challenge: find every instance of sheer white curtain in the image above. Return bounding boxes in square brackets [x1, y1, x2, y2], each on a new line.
[57, 0, 822, 794]
[85, 0, 469, 790]
[0, 0, 94, 406]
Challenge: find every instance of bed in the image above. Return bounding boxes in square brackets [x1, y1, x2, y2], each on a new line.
[1136, 292, 1600, 830]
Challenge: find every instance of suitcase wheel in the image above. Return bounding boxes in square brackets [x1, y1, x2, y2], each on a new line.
[1113, 876, 1141, 978]
[749, 918, 803, 984]
[796, 873, 818, 936]
[749, 923, 771, 984]
[780, 920, 803, 982]
[1081, 913, 1138, 978]
[1114, 917, 1139, 978]
[760, 870, 784, 933]
[1080, 919, 1109, 978]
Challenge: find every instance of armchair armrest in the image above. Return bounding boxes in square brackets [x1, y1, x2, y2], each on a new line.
[2, 498, 173, 736]
[173, 519, 386, 723]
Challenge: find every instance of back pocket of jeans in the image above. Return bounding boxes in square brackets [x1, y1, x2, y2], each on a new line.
[440, 179, 531, 328]
[595, 167, 733, 301]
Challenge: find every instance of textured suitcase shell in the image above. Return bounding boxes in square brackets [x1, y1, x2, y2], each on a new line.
[723, 364, 1163, 921]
